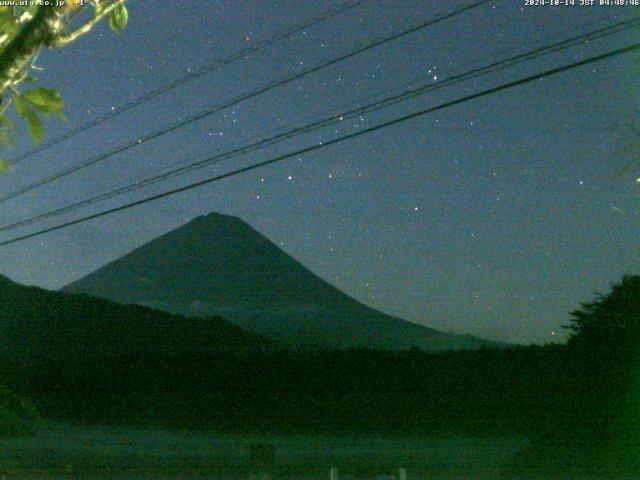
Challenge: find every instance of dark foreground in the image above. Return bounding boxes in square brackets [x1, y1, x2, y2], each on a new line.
[1, 422, 529, 479]
[2, 423, 639, 479]
[1, 343, 637, 478]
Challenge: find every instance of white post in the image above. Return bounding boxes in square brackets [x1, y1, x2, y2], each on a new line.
[398, 468, 407, 480]
[330, 467, 339, 480]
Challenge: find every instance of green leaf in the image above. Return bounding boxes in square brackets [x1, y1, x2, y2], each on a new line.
[25, 110, 43, 144]
[0, 8, 17, 38]
[56, 110, 69, 123]
[108, 3, 128, 33]
[0, 114, 14, 146]
[13, 95, 28, 118]
[0, 160, 13, 173]
[0, 114, 14, 130]
[22, 88, 63, 113]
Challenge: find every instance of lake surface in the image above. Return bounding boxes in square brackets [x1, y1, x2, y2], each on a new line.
[0, 423, 629, 479]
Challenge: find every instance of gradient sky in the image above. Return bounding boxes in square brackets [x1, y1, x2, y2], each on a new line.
[0, 0, 638, 344]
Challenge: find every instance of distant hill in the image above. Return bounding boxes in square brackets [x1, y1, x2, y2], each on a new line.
[0, 274, 267, 361]
[64, 212, 504, 351]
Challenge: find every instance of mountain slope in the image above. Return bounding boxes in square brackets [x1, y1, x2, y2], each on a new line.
[64, 212, 503, 351]
[0, 274, 267, 361]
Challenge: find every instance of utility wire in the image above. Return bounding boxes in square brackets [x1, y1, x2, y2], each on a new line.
[0, 0, 493, 205]
[7, 0, 369, 165]
[1, 41, 637, 247]
[1, 17, 636, 232]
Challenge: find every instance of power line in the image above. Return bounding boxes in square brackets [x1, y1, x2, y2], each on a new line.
[0, 0, 493, 205]
[1, 41, 637, 247]
[7, 0, 370, 165]
[1, 17, 636, 233]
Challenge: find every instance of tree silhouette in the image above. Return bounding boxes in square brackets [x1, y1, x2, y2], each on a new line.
[566, 274, 640, 355]
[506, 275, 640, 475]
[556, 275, 640, 471]
[571, 275, 639, 468]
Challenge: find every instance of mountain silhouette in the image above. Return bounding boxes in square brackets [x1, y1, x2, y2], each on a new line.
[0, 273, 266, 361]
[64, 212, 503, 351]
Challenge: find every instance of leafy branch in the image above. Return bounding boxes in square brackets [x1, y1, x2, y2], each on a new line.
[51, 1, 128, 48]
[0, 1, 129, 168]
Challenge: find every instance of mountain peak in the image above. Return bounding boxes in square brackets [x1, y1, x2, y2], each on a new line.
[64, 214, 504, 351]
[202, 211, 242, 221]
[184, 212, 250, 231]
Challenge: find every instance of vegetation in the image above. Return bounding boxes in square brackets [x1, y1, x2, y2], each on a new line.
[2, 345, 567, 436]
[0, 0, 128, 165]
[506, 274, 640, 475]
[0, 385, 38, 438]
[0, 274, 268, 361]
[1, 274, 636, 473]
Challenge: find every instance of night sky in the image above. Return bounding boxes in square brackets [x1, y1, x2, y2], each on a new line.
[0, 0, 637, 344]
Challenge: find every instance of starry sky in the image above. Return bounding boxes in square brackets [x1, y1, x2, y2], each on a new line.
[0, 0, 638, 344]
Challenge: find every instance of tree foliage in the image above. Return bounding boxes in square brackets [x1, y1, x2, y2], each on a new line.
[0, 0, 129, 168]
[0, 384, 38, 438]
[510, 274, 640, 474]
[565, 274, 640, 355]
